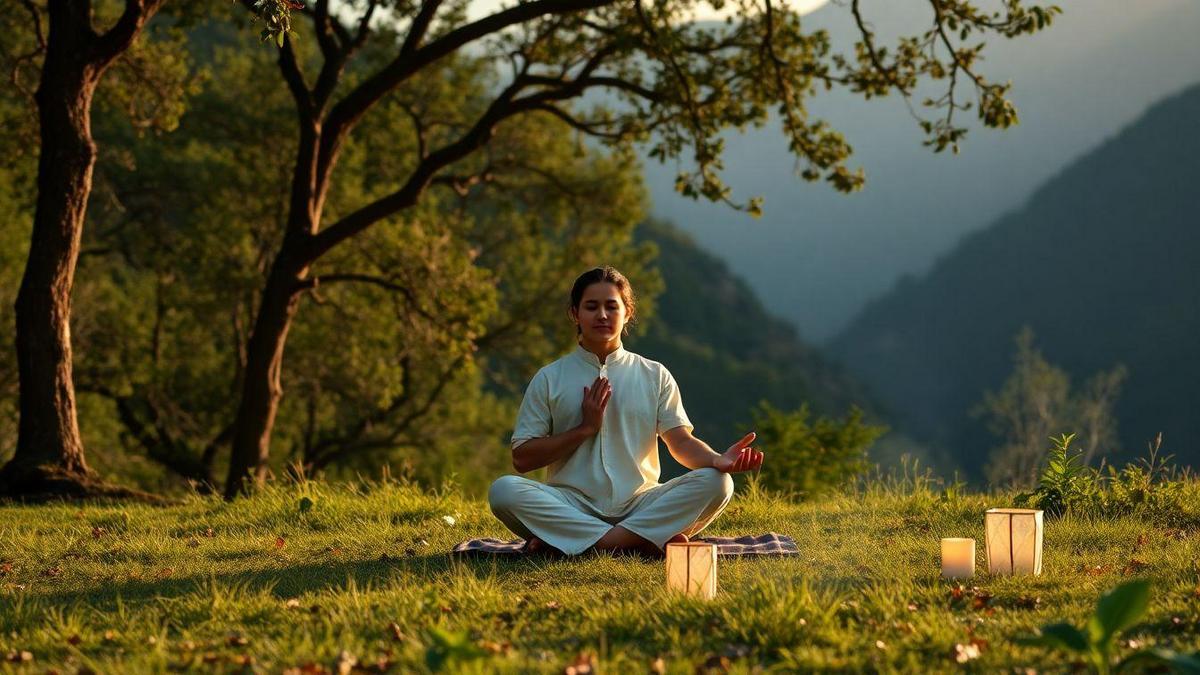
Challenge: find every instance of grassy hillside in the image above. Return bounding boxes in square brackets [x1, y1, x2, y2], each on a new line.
[831, 83, 1200, 477]
[629, 218, 881, 477]
[2, 479, 1199, 672]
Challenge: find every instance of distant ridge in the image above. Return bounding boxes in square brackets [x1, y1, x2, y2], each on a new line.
[628, 218, 879, 477]
[830, 83, 1200, 476]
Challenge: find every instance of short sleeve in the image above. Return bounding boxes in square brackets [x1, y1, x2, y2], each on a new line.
[656, 366, 693, 435]
[511, 368, 553, 449]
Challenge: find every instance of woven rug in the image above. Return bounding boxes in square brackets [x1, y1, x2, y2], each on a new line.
[451, 532, 798, 558]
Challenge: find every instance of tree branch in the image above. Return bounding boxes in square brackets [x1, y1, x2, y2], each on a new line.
[317, 0, 614, 186]
[92, 0, 165, 70]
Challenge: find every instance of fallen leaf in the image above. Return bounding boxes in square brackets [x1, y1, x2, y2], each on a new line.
[650, 656, 666, 674]
[282, 663, 330, 675]
[480, 640, 511, 655]
[699, 654, 731, 672]
[285, 598, 301, 609]
[1122, 559, 1149, 576]
[275, 537, 286, 549]
[5, 650, 33, 663]
[226, 633, 249, 647]
[545, 600, 561, 611]
[43, 566, 63, 578]
[972, 590, 994, 610]
[0, 562, 12, 576]
[91, 527, 107, 539]
[442, 515, 457, 526]
[952, 643, 981, 663]
[875, 640, 887, 650]
[388, 622, 406, 642]
[67, 635, 81, 646]
[563, 651, 596, 675]
[334, 650, 356, 675]
[1015, 595, 1041, 610]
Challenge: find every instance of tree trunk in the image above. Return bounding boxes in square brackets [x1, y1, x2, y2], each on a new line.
[223, 247, 309, 498]
[0, 5, 98, 497]
[1, 0, 164, 501]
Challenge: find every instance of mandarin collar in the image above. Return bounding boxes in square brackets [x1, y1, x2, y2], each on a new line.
[574, 342, 626, 368]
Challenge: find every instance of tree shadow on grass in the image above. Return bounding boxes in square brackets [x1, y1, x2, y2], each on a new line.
[13, 552, 613, 611]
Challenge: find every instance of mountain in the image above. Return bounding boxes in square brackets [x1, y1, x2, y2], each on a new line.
[627, 219, 880, 477]
[640, 0, 1200, 341]
[829, 84, 1200, 476]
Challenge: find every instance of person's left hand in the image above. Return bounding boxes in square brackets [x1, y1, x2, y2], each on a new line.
[713, 431, 764, 474]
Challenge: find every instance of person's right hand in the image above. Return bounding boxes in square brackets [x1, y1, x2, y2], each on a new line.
[580, 376, 611, 435]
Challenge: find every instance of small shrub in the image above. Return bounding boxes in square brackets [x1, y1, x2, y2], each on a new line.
[1016, 433, 1101, 517]
[1016, 432, 1194, 524]
[744, 401, 886, 498]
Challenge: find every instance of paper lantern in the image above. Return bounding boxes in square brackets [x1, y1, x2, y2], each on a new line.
[665, 542, 717, 599]
[940, 538, 975, 579]
[985, 508, 1044, 575]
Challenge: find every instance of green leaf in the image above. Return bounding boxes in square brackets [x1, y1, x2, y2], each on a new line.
[1117, 649, 1200, 674]
[1089, 580, 1151, 646]
[275, 31, 285, 48]
[1017, 622, 1089, 652]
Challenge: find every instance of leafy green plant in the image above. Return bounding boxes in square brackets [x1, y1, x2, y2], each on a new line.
[1105, 433, 1187, 523]
[745, 401, 885, 498]
[424, 626, 488, 672]
[1016, 432, 1101, 517]
[1018, 579, 1200, 674]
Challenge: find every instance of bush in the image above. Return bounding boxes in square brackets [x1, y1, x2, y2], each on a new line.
[745, 401, 886, 498]
[1016, 432, 1193, 523]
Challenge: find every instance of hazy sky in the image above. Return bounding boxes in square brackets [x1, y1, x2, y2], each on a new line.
[465, 0, 831, 22]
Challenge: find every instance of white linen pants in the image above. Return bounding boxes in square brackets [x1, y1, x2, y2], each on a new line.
[487, 467, 734, 556]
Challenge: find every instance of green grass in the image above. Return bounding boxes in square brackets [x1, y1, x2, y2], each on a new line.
[2, 477, 1199, 673]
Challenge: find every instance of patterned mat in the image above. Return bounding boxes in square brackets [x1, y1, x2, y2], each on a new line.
[451, 532, 798, 558]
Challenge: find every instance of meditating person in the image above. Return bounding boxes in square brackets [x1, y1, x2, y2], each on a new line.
[488, 265, 765, 557]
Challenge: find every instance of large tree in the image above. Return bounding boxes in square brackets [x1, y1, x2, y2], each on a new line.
[218, 0, 1059, 498]
[56, 21, 654, 494]
[0, 0, 173, 498]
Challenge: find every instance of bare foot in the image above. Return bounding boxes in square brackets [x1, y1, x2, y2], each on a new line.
[636, 533, 690, 560]
[523, 536, 545, 554]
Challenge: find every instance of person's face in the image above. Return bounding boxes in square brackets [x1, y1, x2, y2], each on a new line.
[571, 282, 629, 343]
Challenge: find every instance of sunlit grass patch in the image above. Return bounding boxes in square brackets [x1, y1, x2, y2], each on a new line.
[1, 478, 1199, 672]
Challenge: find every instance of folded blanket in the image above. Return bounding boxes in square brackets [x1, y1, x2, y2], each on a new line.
[451, 532, 798, 558]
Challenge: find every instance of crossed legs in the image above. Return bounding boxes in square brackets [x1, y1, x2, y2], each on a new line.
[487, 468, 734, 556]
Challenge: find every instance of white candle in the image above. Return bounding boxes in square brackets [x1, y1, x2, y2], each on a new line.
[941, 538, 975, 579]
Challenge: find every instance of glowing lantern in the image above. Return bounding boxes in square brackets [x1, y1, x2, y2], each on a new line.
[985, 508, 1044, 575]
[665, 542, 717, 599]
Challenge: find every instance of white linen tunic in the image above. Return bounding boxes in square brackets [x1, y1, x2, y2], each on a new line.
[490, 342, 734, 555]
[510, 342, 693, 515]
